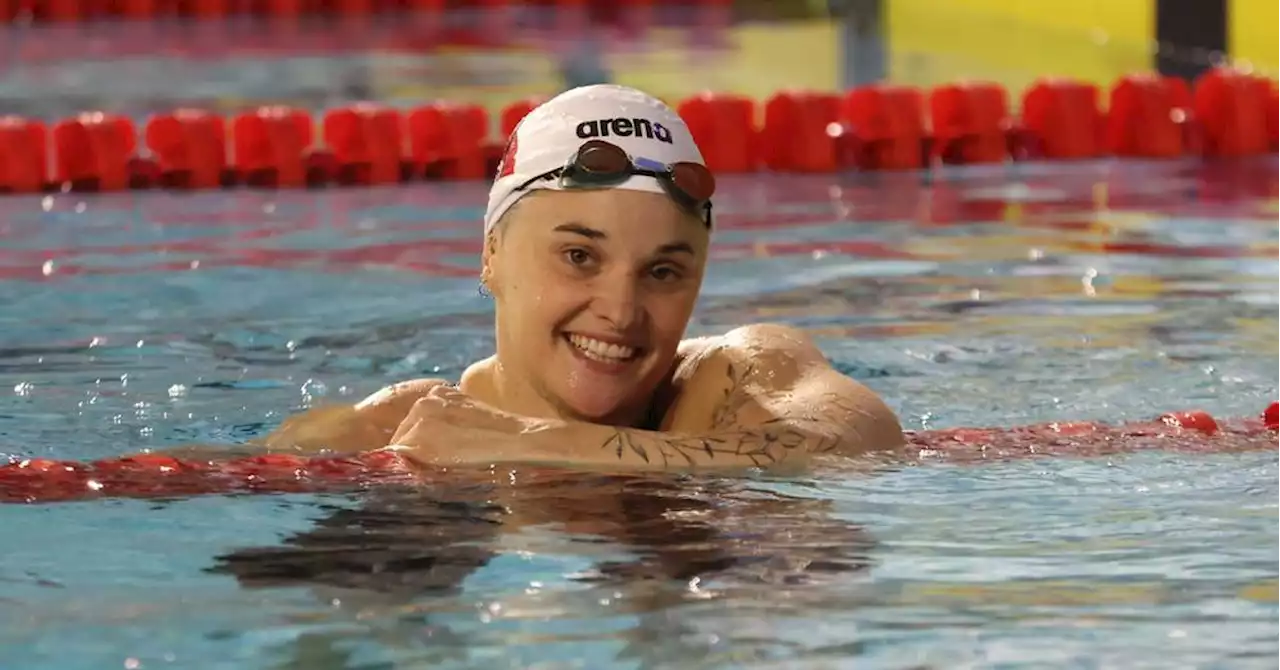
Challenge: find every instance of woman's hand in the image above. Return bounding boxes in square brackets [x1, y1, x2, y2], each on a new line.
[388, 386, 557, 466]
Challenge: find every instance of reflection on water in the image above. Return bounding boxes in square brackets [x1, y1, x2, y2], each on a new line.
[210, 472, 876, 595]
[207, 471, 878, 668]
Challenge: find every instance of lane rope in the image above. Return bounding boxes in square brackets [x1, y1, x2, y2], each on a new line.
[2, 404, 1275, 504]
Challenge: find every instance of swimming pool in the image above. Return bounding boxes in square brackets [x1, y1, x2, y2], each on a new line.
[0, 158, 1275, 668]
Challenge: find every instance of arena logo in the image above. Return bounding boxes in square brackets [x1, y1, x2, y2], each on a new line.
[575, 118, 673, 144]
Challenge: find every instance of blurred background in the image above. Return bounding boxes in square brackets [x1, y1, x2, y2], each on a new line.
[2, 0, 1276, 124]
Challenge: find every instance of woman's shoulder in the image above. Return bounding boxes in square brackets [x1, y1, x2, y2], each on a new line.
[458, 355, 499, 403]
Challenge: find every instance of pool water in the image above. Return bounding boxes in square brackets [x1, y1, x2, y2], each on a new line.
[0, 159, 1276, 669]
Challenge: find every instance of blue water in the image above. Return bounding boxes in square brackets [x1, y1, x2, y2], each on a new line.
[0, 159, 1276, 669]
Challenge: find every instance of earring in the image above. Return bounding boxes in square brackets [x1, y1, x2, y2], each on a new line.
[477, 281, 491, 298]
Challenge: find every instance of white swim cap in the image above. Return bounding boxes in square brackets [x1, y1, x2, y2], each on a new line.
[483, 84, 708, 234]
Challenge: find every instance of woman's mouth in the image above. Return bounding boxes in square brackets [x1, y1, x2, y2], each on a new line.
[565, 333, 641, 363]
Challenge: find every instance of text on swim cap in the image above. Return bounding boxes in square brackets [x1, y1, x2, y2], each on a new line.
[575, 118, 673, 144]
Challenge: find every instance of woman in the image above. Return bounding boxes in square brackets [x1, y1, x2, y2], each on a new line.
[266, 84, 903, 470]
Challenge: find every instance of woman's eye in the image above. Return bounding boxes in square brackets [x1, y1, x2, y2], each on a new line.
[564, 248, 593, 266]
[650, 265, 682, 282]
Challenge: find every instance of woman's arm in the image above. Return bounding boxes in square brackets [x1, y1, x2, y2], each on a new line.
[519, 324, 904, 469]
[256, 378, 449, 454]
[391, 325, 903, 471]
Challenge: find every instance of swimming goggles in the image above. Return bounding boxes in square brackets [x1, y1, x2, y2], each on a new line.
[514, 139, 715, 228]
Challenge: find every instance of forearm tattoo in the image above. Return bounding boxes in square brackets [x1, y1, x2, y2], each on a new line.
[600, 361, 860, 467]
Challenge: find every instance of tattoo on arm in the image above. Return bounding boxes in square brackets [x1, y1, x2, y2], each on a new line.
[598, 357, 864, 467]
[600, 420, 835, 468]
[709, 360, 753, 430]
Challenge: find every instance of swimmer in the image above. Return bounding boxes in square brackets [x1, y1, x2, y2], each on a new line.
[263, 84, 904, 470]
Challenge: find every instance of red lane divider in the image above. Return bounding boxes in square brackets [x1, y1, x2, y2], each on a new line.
[1106, 74, 1192, 158]
[929, 81, 1011, 165]
[232, 106, 313, 188]
[839, 84, 927, 170]
[2, 0, 708, 22]
[323, 103, 404, 186]
[498, 97, 545, 140]
[0, 450, 418, 504]
[145, 109, 228, 189]
[0, 67, 1275, 196]
[760, 90, 841, 173]
[1021, 79, 1104, 160]
[679, 92, 758, 173]
[408, 102, 491, 181]
[1194, 68, 1274, 157]
[1, 403, 1275, 504]
[0, 116, 46, 193]
[52, 112, 136, 191]
[905, 403, 1277, 464]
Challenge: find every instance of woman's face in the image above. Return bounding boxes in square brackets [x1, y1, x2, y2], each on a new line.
[484, 188, 709, 425]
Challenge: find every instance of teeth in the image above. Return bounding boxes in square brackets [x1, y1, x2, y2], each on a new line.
[568, 334, 636, 362]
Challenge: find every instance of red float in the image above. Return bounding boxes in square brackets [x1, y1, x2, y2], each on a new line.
[499, 97, 545, 138]
[678, 92, 757, 173]
[929, 81, 1011, 165]
[760, 90, 841, 172]
[145, 109, 227, 189]
[1264, 403, 1278, 431]
[52, 112, 137, 191]
[1106, 74, 1189, 159]
[0, 116, 47, 193]
[407, 102, 489, 181]
[1193, 68, 1272, 157]
[322, 104, 404, 186]
[1020, 78, 1103, 160]
[840, 84, 926, 170]
[1158, 410, 1220, 435]
[231, 106, 313, 188]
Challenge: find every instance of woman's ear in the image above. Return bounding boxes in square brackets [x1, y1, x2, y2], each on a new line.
[482, 197, 528, 298]
[479, 229, 501, 298]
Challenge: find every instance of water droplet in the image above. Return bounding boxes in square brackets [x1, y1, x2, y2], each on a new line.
[300, 379, 328, 398]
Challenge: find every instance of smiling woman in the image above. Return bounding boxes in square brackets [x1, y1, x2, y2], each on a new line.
[262, 84, 905, 470]
[467, 188, 708, 428]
